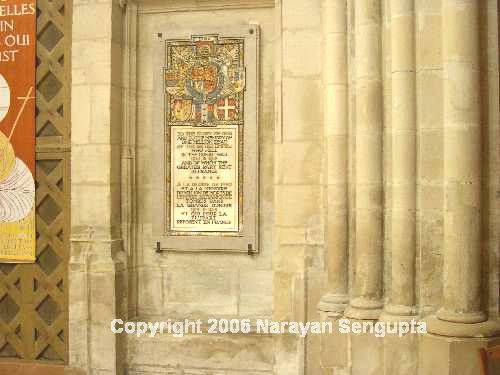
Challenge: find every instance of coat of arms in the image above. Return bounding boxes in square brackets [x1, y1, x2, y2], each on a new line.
[164, 34, 246, 126]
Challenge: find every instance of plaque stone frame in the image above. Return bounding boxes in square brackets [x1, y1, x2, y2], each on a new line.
[152, 23, 260, 253]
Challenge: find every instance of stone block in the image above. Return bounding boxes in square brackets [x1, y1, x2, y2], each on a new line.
[419, 210, 444, 307]
[383, 332, 418, 375]
[69, 320, 89, 369]
[325, 86, 348, 132]
[355, 1, 382, 25]
[419, 129, 443, 182]
[292, 274, 306, 322]
[274, 334, 303, 375]
[137, 46, 154, 91]
[419, 334, 500, 375]
[138, 266, 164, 316]
[88, 84, 112, 143]
[355, 80, 383, 131]
[278, 141, 323, 185]
[72, 145, 112, 185]
[282, 30, 322, 77]
[320, 318, 348, 368]
[307, 330, 322, 375]
[89, 270, 117, 322]
[391, 15, 415, 72]
[274, 245, 306, 274]
[326, 136, 348, 183]
[71, 84, 91, 144]
[274, 272, 293, 321]
[127, 333, 274, 372]
[71, 184, 111, 228]
[417, 70, 443, 129]
[351, 328, 384, 375]
[355, 26, 382, 80]
[163, 264, 238, 316]
[324, 34, 348, 85]
[391, 73, 416, 129]
[282, 0, 321, 31]
[72, 39, 113, 85]
[277, 227, 307, 246]
[90, 321, 117, 371]
[239, 269, 273, 317]
[282, 77, 322, 141]
[417, 13, 442, 69]
[73, 3, 112, 42]
[276, 185, 323, 227]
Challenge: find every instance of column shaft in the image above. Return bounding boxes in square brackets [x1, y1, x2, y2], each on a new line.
[319, 0, 349, 315]
[345, 0, 384, 320]
[438, 0, 485, 324]
[386, 0, 417, 316]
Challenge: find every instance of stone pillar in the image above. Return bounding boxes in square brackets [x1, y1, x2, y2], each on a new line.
[436, 0, 485, 327]
[274, 0, 324, 373]
[425, 0, 500, 339]
[345, 0, 384, 320]
[418, 3, 500, 373]
[69, 0, 126, 374]
[318, 0, 349, 316]
[384, 0, 417, 318]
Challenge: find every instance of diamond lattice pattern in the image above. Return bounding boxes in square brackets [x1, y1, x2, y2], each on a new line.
[0, 0, 70, 363]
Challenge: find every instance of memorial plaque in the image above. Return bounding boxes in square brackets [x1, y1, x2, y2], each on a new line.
[171, 126, 239, 232]
[153, 25, 259, 252]
[165, 34, 245, 235]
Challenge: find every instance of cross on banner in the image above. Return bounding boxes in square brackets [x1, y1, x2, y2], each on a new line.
[218, 98, 236, 120]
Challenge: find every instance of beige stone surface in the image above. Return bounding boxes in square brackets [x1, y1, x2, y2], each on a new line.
[66, 0, 500, 374]
[127, 332, 274, 373]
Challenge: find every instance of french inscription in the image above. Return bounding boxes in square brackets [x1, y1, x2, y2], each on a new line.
[171, 126, 238, 231]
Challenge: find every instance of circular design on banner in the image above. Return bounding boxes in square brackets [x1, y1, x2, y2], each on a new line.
[0, 74, 10, 123]
[0, 158, 35, 222]
[0, 131, 15, 183]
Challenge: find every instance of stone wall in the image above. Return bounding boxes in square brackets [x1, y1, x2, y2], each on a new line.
[68, 0, 500, 374]
[129, 1, 277, 374]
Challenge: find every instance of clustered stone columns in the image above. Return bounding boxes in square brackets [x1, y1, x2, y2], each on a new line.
[383, 0, 417, 318]
[318, 0, 349, 316]
[430, 0, 486, 333]
[344, 0, 384, 320]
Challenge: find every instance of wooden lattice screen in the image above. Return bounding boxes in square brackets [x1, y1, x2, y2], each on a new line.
[0, 0, 71, 363]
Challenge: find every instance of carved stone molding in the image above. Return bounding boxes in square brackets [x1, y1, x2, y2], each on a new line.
[138, 0, 275, 14]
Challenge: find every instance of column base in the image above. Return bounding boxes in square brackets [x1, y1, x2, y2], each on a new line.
[419, 331, 500, 375]
[436, 307, 487, 324]
[382, 304, 418, 317]
[425, 315, 500, 338]
[317, 293, 348, 317]
[379, 304, 418, 323]
[344, 297, 383, 320]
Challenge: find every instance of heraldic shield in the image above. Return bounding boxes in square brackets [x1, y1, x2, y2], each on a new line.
[164, 34, 246, 126]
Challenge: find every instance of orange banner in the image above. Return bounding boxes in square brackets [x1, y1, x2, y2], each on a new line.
[0, 0, 36, 262]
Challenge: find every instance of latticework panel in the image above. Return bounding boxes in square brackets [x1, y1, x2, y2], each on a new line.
[0, 0, 71, 363]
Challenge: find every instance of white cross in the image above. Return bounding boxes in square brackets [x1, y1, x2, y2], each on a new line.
[8, 86, 35, 140]
[219, 98, 236, 120]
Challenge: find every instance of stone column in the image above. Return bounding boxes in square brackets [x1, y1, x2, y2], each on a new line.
[345, 0, 384, 320]
[384, 0, 417, 318]
[435, 0, 485, 327]
[69, 0, 126, 373]
[318, 0, 349, 315]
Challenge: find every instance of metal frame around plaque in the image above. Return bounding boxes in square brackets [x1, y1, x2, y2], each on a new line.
[152, 23, 260, 253]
